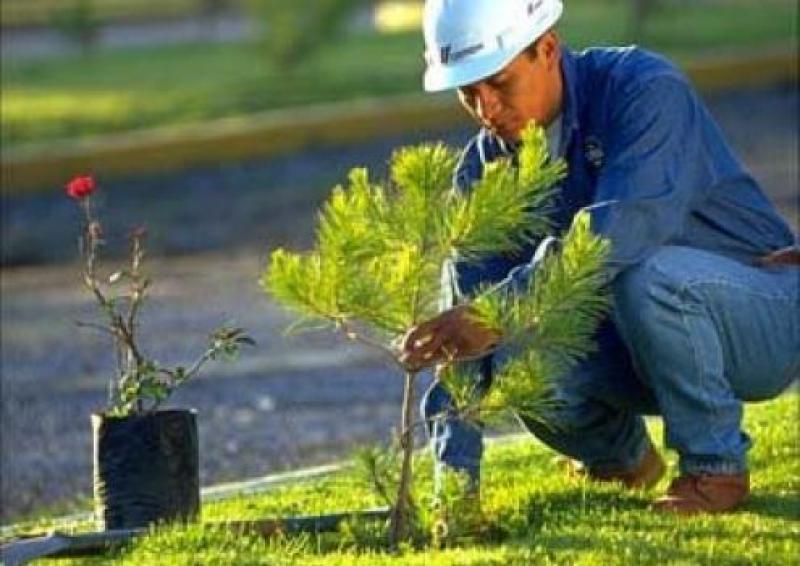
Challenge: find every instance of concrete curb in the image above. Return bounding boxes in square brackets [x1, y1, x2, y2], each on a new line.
[1, 93, 466, 195]
[0, 462, 346, 539]
[2, 48, 796, 195]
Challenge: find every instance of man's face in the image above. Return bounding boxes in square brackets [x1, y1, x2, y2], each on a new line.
[456, 31, 563, 143]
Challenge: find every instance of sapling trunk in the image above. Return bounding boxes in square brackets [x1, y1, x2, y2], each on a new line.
[389, 370, 417, 548]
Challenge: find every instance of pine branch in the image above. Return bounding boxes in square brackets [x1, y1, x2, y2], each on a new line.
[469, 210, 610, 425]
[447, 125, 565, 262]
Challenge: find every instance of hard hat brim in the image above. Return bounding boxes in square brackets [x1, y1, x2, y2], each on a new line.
[424, 47, 520, 93]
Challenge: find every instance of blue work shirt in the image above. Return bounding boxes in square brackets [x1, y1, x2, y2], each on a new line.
[449, 46, 795, 297]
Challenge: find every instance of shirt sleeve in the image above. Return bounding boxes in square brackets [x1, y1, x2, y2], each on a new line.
[483, 237, 561, 297]
[586, 75, 715, 280]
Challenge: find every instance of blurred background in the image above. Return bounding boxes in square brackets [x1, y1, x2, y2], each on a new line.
[1, 0, 797, 523]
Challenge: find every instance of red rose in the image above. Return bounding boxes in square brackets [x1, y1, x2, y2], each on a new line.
[66, 175, 96, 199]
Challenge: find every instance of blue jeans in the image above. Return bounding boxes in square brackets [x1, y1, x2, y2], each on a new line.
[421, 246, 799, 481]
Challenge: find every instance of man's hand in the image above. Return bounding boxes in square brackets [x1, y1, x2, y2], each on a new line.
[758, 245, 800, 267]
[399, 305, 501, 371]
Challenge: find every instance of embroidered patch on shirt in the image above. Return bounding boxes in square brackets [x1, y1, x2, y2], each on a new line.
[584, 136, 604, 170]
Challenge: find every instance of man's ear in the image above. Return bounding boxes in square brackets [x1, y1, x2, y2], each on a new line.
[539, 30, 561, 71]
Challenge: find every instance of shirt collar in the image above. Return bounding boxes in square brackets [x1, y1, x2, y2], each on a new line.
[546, 113, 563, 159]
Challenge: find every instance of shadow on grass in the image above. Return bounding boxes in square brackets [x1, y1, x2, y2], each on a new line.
[491, 487, 797, 562]
[744, 492, 800, 521]
[530, 485, 650, 511]
[490, 486, 653, 540]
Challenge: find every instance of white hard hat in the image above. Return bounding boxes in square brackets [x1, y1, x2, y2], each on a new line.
[423, 0, 563, 92]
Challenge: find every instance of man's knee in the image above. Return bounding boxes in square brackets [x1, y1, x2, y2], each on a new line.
[612, 246, 703, 334]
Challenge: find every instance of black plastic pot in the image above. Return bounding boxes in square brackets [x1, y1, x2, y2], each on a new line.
[92, 409, 200, 530]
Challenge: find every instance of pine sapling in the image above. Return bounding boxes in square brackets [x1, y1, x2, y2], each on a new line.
[263, 124, 608, 548]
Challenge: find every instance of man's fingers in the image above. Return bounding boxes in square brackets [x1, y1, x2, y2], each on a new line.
[402, 320, 439, 353]
[413, 333, 435, 350]
[401, 326, 423, 353]
[414, 331, 446, 360]
[400, 305, 490, 369]
[400, 324, 448, 369]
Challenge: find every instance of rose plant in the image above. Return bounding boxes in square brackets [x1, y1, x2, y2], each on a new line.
[67, 174, 254, 416]
[66, 174, 254, 530]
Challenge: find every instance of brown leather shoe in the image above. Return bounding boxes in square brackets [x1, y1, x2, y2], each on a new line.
[653, 473, 749, 515]
[587, 443, 667, 490]
[564, 443, 666, 490]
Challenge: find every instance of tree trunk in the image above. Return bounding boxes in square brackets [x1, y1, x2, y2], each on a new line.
[388, 371, 416, 548]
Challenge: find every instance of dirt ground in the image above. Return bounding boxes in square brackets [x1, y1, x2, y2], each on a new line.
[1, 85, 797, 522]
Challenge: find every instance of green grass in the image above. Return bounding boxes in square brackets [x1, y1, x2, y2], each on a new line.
[33, 392, 799, 564]
[0, 32, 425, 147]
[2, 0, 796, 147]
